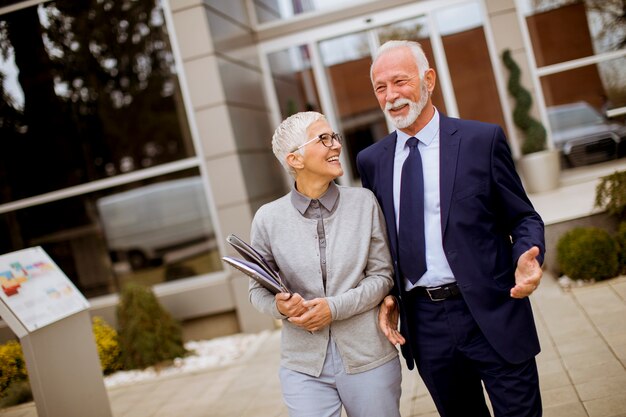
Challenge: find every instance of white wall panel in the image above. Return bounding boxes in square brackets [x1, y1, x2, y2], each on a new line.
[196, 105, 237, 158]
[239, 152, 285, 202]
[204, 154, 249, 207]
[173, 6, 214, 59]
[218, 56, 266, 106]
[490, 11, 524, 52]
[184, 56, 225, 108]
[227, 106, 273, 151]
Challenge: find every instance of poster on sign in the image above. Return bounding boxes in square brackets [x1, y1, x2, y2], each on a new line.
[0, 246, 90, 332]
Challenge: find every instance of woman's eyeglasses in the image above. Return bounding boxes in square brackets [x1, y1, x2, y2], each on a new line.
[291, 132, 343, 152]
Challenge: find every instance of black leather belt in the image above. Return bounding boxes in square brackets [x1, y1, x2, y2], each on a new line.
[409, 282, 461, 301]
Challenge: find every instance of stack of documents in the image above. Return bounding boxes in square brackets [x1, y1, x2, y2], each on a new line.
[222, 234, 290, 295]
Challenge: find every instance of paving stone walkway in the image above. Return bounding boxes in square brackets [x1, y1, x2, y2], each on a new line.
[1, 274, 625, 417]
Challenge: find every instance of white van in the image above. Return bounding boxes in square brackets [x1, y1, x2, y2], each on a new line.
[96, 176, 215, 269]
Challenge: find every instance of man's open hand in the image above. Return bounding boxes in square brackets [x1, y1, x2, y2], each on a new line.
[511, 246, 542, 299]
[378, 295, 405, 345]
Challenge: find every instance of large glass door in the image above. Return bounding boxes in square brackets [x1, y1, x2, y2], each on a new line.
[317, 30, 380, 183]
[260, 0, 508, 185]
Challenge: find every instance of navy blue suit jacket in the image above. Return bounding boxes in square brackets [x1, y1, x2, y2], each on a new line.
[356, 113, 545, 369]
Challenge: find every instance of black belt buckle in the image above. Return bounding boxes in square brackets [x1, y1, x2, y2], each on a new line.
[425, 284, 458, 301]
[425, 285, 446, 301]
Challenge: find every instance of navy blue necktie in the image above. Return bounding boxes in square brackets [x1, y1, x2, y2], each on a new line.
[398, 137, 426, 284]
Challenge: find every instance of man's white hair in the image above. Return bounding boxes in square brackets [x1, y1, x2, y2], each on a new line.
[370, 40, 430, 82]
[272, 111, 326, 178]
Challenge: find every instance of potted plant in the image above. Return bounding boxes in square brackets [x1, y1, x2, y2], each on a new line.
[502, 49, 560, 193]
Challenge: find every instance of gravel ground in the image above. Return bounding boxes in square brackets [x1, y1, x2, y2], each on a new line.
[104, 330, 272, 388]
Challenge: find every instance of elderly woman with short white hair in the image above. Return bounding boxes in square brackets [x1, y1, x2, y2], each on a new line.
[248, 111, 401, 417]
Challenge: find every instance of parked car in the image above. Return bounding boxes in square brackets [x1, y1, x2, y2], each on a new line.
[96, 177, 215, 270]
[547, 101, 626, 167]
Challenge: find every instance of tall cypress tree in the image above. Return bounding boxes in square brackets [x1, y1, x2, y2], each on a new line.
[502, 49, 547, 155]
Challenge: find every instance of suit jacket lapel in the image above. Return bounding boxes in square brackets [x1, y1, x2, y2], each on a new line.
[439, 115, 460, 237]
[379, 132, 399, 259]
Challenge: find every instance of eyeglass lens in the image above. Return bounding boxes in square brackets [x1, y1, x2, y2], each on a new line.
[319, 133, 342, 148]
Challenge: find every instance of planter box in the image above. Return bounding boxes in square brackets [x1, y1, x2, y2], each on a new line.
[518, 149, 561, 194]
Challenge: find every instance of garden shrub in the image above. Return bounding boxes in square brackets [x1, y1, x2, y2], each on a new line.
[595, 170, 626, 220]
[0, 340, 28, 399]
[92, 316, 123, 374]
[0, 381, 32, 408]
[615, 222, 626, 275]
[116, 282, 187, 370]
[557, 227, 619, 281]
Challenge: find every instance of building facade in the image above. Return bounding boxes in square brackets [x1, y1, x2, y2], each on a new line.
[0, 0, 625, 340]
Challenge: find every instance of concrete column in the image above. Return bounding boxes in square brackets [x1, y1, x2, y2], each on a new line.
[169, 0, 281, 332]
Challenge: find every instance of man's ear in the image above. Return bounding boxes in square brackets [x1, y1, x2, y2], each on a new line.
[286, 152, 304, 171]
[424, 68, 436, 94]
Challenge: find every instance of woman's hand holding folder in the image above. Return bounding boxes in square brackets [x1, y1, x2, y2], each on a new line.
[275, 292, 306, 317]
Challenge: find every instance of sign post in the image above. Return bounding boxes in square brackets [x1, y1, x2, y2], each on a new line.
[0, 247, 112, 417]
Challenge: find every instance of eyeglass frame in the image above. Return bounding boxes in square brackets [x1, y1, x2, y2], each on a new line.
[291, 132, 343, 153]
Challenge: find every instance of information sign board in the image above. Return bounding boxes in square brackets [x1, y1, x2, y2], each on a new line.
[0, 246, 90, 332]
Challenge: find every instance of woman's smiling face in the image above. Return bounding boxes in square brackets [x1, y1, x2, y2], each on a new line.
[299, 119, 343, 181]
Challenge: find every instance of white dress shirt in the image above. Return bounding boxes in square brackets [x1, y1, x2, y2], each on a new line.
[393, 108, 456, 290]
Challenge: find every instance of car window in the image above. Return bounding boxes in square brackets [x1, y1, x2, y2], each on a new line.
[548, 104, 604, 131]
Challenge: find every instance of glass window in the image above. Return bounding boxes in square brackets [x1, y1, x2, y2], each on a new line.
[0, 0, 222, 297]
[267, 44, 321, 117]
[436, 3, 505, 129]
[540, 57, 626, 168]
[520, 0, 626, 167]
[253, 0, 378, 25]
[319, 31, 378, 181]
[540, 57, 626, 112]
[0, 169, 222, 299]
[0, 0, 194, 203]
[522, 0, 626, 64]
[0, 0, 22, 7]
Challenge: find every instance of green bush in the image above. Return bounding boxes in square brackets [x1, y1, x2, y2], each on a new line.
[615, 222, 626, 275]
[595, 170, 626, 220]
[116, 282, 187, 370]
[557, 227, 619, 281]
[92, 316, 123, 374]
[0, 340, 27, 399]
[0, 381, 32, 408]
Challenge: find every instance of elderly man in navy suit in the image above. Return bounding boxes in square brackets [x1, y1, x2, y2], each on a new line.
[356, 40, 545, 417]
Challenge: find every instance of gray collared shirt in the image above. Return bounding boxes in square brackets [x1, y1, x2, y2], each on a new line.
[291, 181, 340, 291]
[249, 185, 397, 376]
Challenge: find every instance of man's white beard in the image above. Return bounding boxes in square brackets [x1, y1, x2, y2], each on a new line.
[384, 81, 430, 129]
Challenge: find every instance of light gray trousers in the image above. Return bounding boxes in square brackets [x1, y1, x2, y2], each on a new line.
[279, 338, 402, 417]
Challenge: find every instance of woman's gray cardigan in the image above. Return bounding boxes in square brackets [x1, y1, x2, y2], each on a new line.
[249, 186, 398, 377]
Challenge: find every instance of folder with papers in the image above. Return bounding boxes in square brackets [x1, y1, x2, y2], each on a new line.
[222, 234, 290, 295]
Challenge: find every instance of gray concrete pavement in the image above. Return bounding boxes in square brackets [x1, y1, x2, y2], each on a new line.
[1, 273, 625, 417]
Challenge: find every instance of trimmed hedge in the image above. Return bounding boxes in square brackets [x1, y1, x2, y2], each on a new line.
[557, 227, 619, 281]
[116, 282, 187, 370]
[616, 222, 626, 275]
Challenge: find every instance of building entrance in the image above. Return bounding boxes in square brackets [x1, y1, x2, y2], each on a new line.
[259, 0, 508, 185]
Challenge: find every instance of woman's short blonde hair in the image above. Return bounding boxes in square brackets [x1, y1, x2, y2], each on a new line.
[272, 111, 326, 178]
